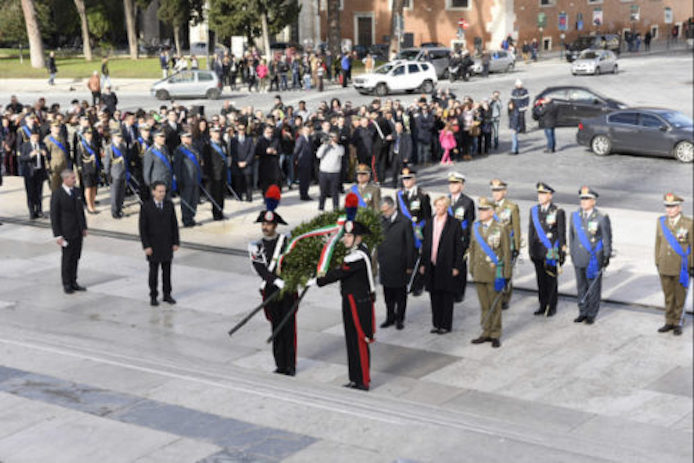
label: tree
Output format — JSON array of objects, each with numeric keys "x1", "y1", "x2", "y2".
[
  {"x1": 389, "y1": 0, "x2": 404, "y2": 56},
  {"x1": 123, "y1": 0, "x2": 138, "y2": 59},
  {"x1": 326, "y1": 0, "x2": 340, "y2": 59},
  {"x1": 158, "y1": 0, "x2": 204, "y2": 57},
  {"x1": 20, "y1": 0, "x2": 45, "y2": 68},
  {"x1": 73, "y1": 0, "x2": 92, "y2": 60}
]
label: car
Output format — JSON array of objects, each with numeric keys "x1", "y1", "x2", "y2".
[
  {"x1": 571, "y1": 49, "x2": 618, "y2": 75},
  {"x1": 368, "y1": 43, "x2": 390, "y2": 62},
  {"x1": 353, "y1": 60, "x2": 438, "y2": 96},
  {"x1": 150, "y1": 70, "x2": 223, "y2": 100},
  {"x1": 395, "y1": 47, "x2": 451, "y2": 78},
  {"x1": 472, "y1": 50, "x2": 516, "y2": 74},
  {"x1": 565, "y1": 34, "x2": 621, "y2": 62},
  {"x1": 577, "y1": 109, "x2": 693, "y2": 163},
  {"x1": 353, "y1": 44, "x2": 370, "y2": 60},
  {"x1": 421, "y1": 42, "x2": 445, "y2": 48},
  {"x1": 532, "y1": 86, "x2": 627, "y2": 127}
]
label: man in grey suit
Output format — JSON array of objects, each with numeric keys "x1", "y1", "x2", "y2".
[
  {"x1": 569, "y1": 186, "x2": 612, "y2": 324},
  {"x1": 143, "y1": 131, "x2": 175, "y2": 199},
  {"x1": 104, "y1": 131, "x2": 127, "y2": 218}
]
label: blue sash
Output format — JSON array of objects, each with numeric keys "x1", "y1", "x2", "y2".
[
  {"x1": 572, "y1": 211, "x2": 603, "y2": 280},
  {"x1": 210, "y1": 142, "x2": 231, "y2": 185},
  {"x1": 22, "y1": 125, "x2": 31, "y2": 138},
  {"x1": 81, "y1": 139, "x2": 100, "y2": 169},
  {"x1": 448, "y1": 205, "x2": 468, "y2": 230},
  {"x1": 138, "y1": 137, "x2": 148, "y2": 152},
  {"x1": 659, "y1": 216, "x2": 691, "y2": 289},
  {"x1": 151, "y1": 147, "x2": 177, "y2": 191},
  {"x1": 179, "y1": 146, "x2": 202, "y2": 185},
  {"x1": 48, "y1": 136, "x2": 68, "y2": 156},
  {"x1": 111, "y1": 145, "x2": 130, "y2": 181},
  {"x1": 350, "y1": 185, "x2": 368, "y2": 208},
  {"x1": 531, "y1": 205, "x2": 558, "y2": 266},
  {"x1": 397, "y1": 190, "x2": 424, "y2": 249},
  {"x1": 473, "y1": 222, "x2": 506, "y2": 291}
]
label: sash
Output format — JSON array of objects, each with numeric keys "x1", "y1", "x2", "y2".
[
  {"x1": 473, "y1": 222, "x2": 506, "y2": 291},
  {"x1": 48, "y1": 136, "x2": 68, "y2": 156},
  {"x1": 350, "y1": 185, "x2": 368, "y2": 208},
  {"x1": 572, "y1": 211, "x2": 603, "y2": 280},
  {"x1": 344, "y1": 248, "x2": 375, "y2": 294},
  {"x1": 111, "y1": 145, "x2": 130, "y2": 181},
  {"x1": 531, "y1": 205, "x2": 558, "y2": 266},
  {"x1": 22, "y1": 125, "x2": 31, "y2": 138},
  {"x1": 151, "y1": 147, "x2": 177, "y2": 191},
  {"x1": 659, "y1": 216, "x2": 691, "y2": 289},
  {"x1": 179, "y1": 146, "x2": 202, "y2": 185},
  {"x1": 138, "y1": 137, "x2": 148, "y2": 152},
  {"x1": 397, "y1": 190, "x2": 424, "y2": 249},
  {"x1": 210, "y1": 141, "x2": 232, "y2": 185},
  {"x1": 81, "y1": 139, "x2": 101, "y2": 169},
  {"x1": 448, "y1": 200, "x2": 468, "y2": 231}
]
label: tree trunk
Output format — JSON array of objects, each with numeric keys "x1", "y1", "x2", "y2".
[
  {"x1": 173, "y1": 24, "x2": 182, "y2": 57},
  {"x1": 20, "y1": 0, "x2": 45, "y2": 68},
  {"x1": 260, "y1": 11, "x2": 271, "y2": 63},
  {"x1": 327, "y1": 0, "x2": 341, "y2": 58},
  {"x1": 124, "y1": 0, "x2": 138, "y2": 59},
  {"x1": 74, "y1": 0, "x2": 93, "y2": 61},
  {"x1": 389, "y1": 0, "x2": 404, "y2": 57}
]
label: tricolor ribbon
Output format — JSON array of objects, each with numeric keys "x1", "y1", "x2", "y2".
[{"x1": 278, "y1": 216, "x2": 347, "y2": 275}]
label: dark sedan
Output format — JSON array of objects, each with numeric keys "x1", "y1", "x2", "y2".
[
  {"x1": 533, "y1": 86, "x2": 626, "y2": 127},
  {"x1": 576, "y1": 109, "x2": 693, "y2": 163}
]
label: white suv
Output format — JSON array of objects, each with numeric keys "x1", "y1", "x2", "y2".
[{"x1": 353, "y1": 60, "x2": 438, "y2": 96}]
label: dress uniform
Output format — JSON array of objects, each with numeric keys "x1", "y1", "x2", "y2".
[
  {"x1": 350, "y1": 164, "x2": 381, "y2": 210},
  {"x1": 528, "y1": 182, "x2": 566, "y2": 316},
  {"x1": 103, "y1": 131, "x2": 128, "y2": 218},
  {"x1": 396, "y1": 167, "x2": 431, "y2": 295},
  {"x1": 569, "y1": 186, "x2": 612, "y2": 324},
  {"x1": 490, "y1": 178, "x2": 521, "y2": 309},
  {"x1": 208, "y1": 127, "x2": 229, "y2": 221},
  {"x1": 470, "y1": 197, "x2": 512, "y2": 348},
  {"x1": 18, "y1": 128, "x2": 47, "y2": 219},
  {"x1": 447, "y1": 172, "x2": 475, "y2": 302},
  {"x1": 44, "y1": 122, "x2": 69, "y2": 191},
  {"x1": 655, "y1": 193, "x2": 693, "y2": 336},
  {"x1": 134, "y1": 125, "x2": 152, "y2": 201},
  {"x1": 250, "y1": 186, "x2": 298, "y2": 375},
  {"x1": 173, "y1": 132, "x2": 203, "y2": 227},
  {"x1": 143, "y1": 131, "x2": 175, "y2": 199},
  {"x1": 316, "y1": 194, "x2": 376, "y2": 391}
]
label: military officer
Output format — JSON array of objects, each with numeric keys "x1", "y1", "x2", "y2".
[
  {"x1": 655, "y1": 193, "x2": 693, "y2": 336},
  {"x1": 490, "y1": 178, "x2": 521, "y2": 309},
  {"x1": 447, "y1": 172, "x2": 475, "y2": 303},
  {"x1": 18, "y1": 127, "x2": 48, "y2": 219},
  {"x1": 349, "y1": 164, "x2": 381, "y2": 210},
  {"x1": 103, "y1": 131, "x2": 128, "y2": 219},
  {"x1": 396, "y1": 167, "x2": 431, "y2": 296},
  {"x1": 470, "y1": 198, "x2": 512, "y2": 348},
  {"x1": 569, "y1": 186, "x2": 612, "y2": 324},
  {"x1": 143, "y1": 130, "x2": 175, "y2": 199},
  {"x1": 250, "y1": 185, "x2": 298, "y2": 375},
  {"x1": 208, "y1": 126, "x2": 229, "y2": 221},
  {"x1": 174, "y1": 131, "x2": 203, "y2": 227},
  {"x1": 75, "y1": 127, "x2": 100, "y2": 214},
  {"x1": 134, "y1": 124, "x2": 151, "y2": 201},
  {"x1": 311, "y1": 193, "x2": 376, "y2": 391},
  {"x1": 528, "y1": 182, "x2": 566, "y2": 317},
  {"x1": 44, "y1": 121, "x2": 70, "y2": 191}
]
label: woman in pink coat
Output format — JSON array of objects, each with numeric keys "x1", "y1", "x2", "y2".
[{"x1": 439, "y1": 121, "x2": 456, "y2": 165}]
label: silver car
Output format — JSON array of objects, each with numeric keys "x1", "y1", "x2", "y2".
[
  {"x1": 151, "y1": 69, "x2": 223, "y2": 100},
  {"x1": 473, "y1": 50, "x2": 516, "y2": 74},
  {"x1": 571, "y1": 50, "x2": 618, "y2": 76}
]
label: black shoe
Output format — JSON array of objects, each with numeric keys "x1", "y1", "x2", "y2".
[
  {"x1": 284, "y1": 368, "x2": 296, "y2": 376},
  {"x1": 36, "y1": 211, "x2": 45, "y2": 218},
  {"x1": 64, "y1": 286, "x2": 75, "y2": 294},
  {"x1": 471, "y1": 336, "x2": 488, "y2": 344},
  {"x1": 163, "y1": 295, "x2": 176, "y2": 304},
  {"x1": 585, "y1": 317, "x2": 594, "y2": 325},
  {"x1": 150, "y1": 298, "x2": 159, "y2": 306},
  {"x1": 437, "y1": 329, "x2": 450, "y2": 335},
  {"x1": 353, "y1": 383, "x2": 369, "y2": 391},
  {"x1": 412, "y1": 289, "x2": 423, "y2": 297},
  {"x1": 273, "y1": 368, "x2": 285, "y2": 375},
  {"x1": 533, "y1": 308, "x2": 545, "y2": 315},
  {"x1": 71, "y1": 283, "x2": 86, "y2": 291},
  {"x1": 430, "y1": 328, "x2": 441, "y2": 334},
  {"x1": 454, "y1": 295, "x2": 464, "y2": 303},
  {"x1": 300, "y1": 196, "x2": 313, "y2": 201},
  {"x1": 491, "y1": 338, "x2": 501, "y2": 348},
  {"x1": 673, "y1": 326, "x2": 682, "y2": 336},
  {"x1": 30, "y1": 213, "x2": 38, "y2": 220},
  {"x1": 396, "y1": 322, "x2": 404, "y2": 330},
  {"x1": 546, "y1": 309, "x2": 556, "y2": 317},
  {"x1": 574, "y1": 315, "x2": 587, "y2": 323},
  {"x1": 343, "y1": 382, "x2": 357, "y2": 388},
  {"x1": 501, "y1": 302, "x2": 509, "y2": 310},
  {"x1": 657, "y1": 324, "x2": 673, "y2": 333},
  {"x1": 380, "y1": 320, "x2": 394, "y2": 329}
]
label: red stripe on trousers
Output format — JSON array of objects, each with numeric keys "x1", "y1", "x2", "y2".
[
  {"x1": 348, "y1": 294, "x2": 370, "y2": 387},
  {"x1": 371, "y1": 156, "x2": 378, "y2": 183}
]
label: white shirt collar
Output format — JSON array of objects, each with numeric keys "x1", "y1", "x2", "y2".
[{"x1": 62, "y1": 184, "x2": 72, "y2": 195}]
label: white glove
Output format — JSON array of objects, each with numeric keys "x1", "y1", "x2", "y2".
[
  {"x1": 274, "y1": 278, "x2": 285, "y2": 290},
  {"x1": 305, "y1": 278, "x2": 317, "y2": 287}
]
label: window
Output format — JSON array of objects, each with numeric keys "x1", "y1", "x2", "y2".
[
  {"x1": 389, "y1": 0, "x2": 413, "y2": 10},
  {"x1": 608, "y1": 112, "x2": 638, "y2": 125},
  {"x1": 393, "y1": 66, "x2": 405, "y2": 76},
  {"x1": 407, "y1": 64, "x2": 420, "y2": 73},
  {"x1": 170, "y1": 71, "x2": 194, "y2": 83},
  {"x1": 446, "y1": 0, "x2": 470, "y2": 10},
  {"x1": 587, "y1": 0, "x2": 602, "y2": 4},
  {"x1": 420, "y1": 63, "x2": 430, "y2": 71},
  {"x1": 545, "y1": 89, "x2": 568, "y2": 100},
  {"x1": 540, "y1": 0, "x2": 556, "y2": 6},
  {"x1": 319, "y1": 0, "x2": 343, "y2": 11},
  {"x1": 639, "y1": 114, "x2": 663, "y2": 128},
  {"x1": 569, "y1": 89, "x2": 596, "y2": 103},
  {"x1": 198, "y1": 72, "x2": 213, "y2": 81}
]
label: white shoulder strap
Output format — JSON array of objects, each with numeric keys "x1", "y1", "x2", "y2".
[{"x1": 268, "y1": 234, "x2": 285, "y2": 273}]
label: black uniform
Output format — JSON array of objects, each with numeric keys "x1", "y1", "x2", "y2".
[
  {"x1": 255, "y1": 135, "x2": 282, "y2": 194},
  {"x1": 207, "y1": 139, "x2": 229, "y2": 220},
  {"x1": 397, "y1": 185, "x2": 432, "y2": 295},
  {"x1": 173, "y1": 143, "x2": 202, "y2": 226},
  {"x1": 252, "y1": 234, "x2": 298, "y2": 375},
  {"x1": 50, "y1": 185, "x2": 87, "y2": 291},
  {"x1": 19, "y1": 140, "x2": 47, "y2": 218},
  {"x1": 317, "y1": 243, "x2": 376, "y2": 390},
  {"x1": 448, "y1": 192, "x2": 475, "y2": 302},
  {"x1": 528, "y1": 203, "x2": 566, "y2": 315}
]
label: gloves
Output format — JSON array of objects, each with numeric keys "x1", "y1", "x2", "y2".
[
  {"x1": 512, "y1": 250, "x2": 519, "y2": 260},
  {"x1": 305, "y1": 277, "x2": 317, "y2": 287},
  {"x1": 602, "y1": 257, "x2": 610, "y2": 268},
  {"x1": 274, "y1": 278, "x2": 285, "y2": 290}
]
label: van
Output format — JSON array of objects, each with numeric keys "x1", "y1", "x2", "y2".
[{"x1": 395, "y1": 47, "x2": 451, "y2": 79}]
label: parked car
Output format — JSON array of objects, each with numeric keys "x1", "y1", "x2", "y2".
[
  {"x1": 368, "y1": 43, "x2": 390, "y2": 62},
  {"x1": 577, "y1": 108, "x2": 693, "y2": 163},
  {"x1": 532, "y1": 86, "x2": 627, "y2": 127},
  {"x1": 151, "y1": 70, "x2": 223, "y2": 100},
  {"x1": 565, "y1": 34, "x2": 621, "y2": 62},
  {"x1": 421, "y1": 42, "x2": 445, "y2": 48},
  {"x1": 395, "y1": 47, "x2": 451, "y2": 78},
  {"x1": 472, "y1": 50, "x2": 515, "y2": 74},
  {"x1": 353, "y1": 44, "x2": 370, "y2": 60},
  {"x1": 571, "y1": 49, "x2": 618, "y2": 75},
  {"x1": 353, "y1": 60, "x2": 438, "y2": 96}
]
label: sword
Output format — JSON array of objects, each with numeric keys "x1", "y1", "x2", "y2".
[
  {"x1": 266, "y1": 285, "x2": 310, "y2": 344},
  {"x1": 225, "y1": 183, "x2": 241, "y2": 201},
  {"x1": 578, "y1": 269, "x2": 604, "y2": 307},
  {"x1": 125, "y1": 178, "x2": 143, "y2": 205},
  {"x1": 178, "y1": 195, "x2": 197, "y2": 216},
  {"x1": 228, "y1": 290, "x2": 281, "y2": 337},
  {"x1": 199, "y1": 182, "x2": 224, "y2": 215},
  {"x1": 407, "y1": 255, "x2": 421, "y2": 293}
]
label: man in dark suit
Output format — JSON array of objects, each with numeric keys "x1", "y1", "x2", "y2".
[
  {"x1": 139, "y1": 181, "x2": 180, "y2": 306},
  {"x1": 229, "y1": 121, "x2": 255, "y2": 202},
  {"x1": 370, "y1": 110, "x2": 393, "y2": 184},
  {"x1": 50, "y1": 169, "x2": 88, "y2": 294},
  {"x1": 255, "y1": 124, "x2": 282, "y2": 195},
  {"x1": 388, "y1": 121, "x2": 412, "y2": 188},
  {"x1": 163, "y1": 110, "x2": 181, "y2": 154},
  {"x1": 447, "y1": 172, "x2": 475, "y2": 303},
  {"x1": 378, "y1": 196, "x2": 415, "y2": 329},
  {"x1": 293, "y1": 124, "x2": 314, "y2": 201},
  {"x1": 19, "y1": 127, "x2": 48, "y2": 219}
]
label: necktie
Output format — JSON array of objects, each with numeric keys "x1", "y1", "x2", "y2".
[
  {"x1": 158, "y1": 202, "x2": 163, "y2": 210},
  {"x1": 34, "y1": 144, "x2": 40, "y2": 168}
]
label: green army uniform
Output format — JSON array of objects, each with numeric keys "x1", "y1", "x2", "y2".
[
  {"x1": 352, "y1": 164, "x2": 382, "y2": 211},
  {"x1": 491, "y1": 178, "x2": 521, "y2": 310},
  {"x1": 44, "y1": 123, "x2": 69, "y2": 191}
]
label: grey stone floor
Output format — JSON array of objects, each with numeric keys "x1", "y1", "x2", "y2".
[{"x1": 0, "y1": 223, "x2": 691, "y2": 462}]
